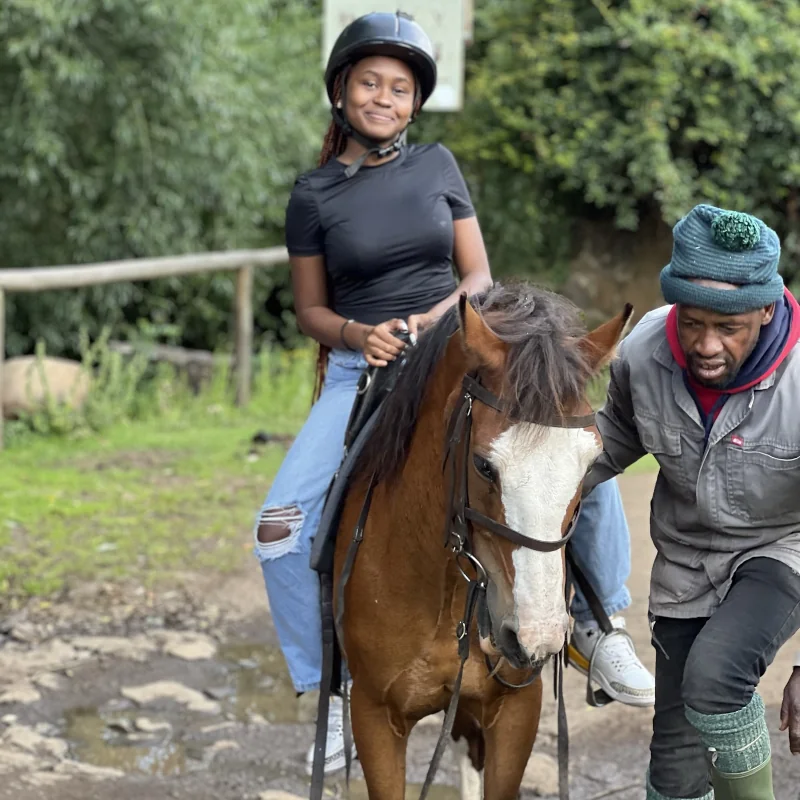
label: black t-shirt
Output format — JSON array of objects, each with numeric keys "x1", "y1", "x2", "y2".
[{"x1": 284, "y1": 143, "x2": 475, "y2": 326}]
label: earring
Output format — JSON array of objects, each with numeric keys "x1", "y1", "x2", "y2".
[{"x1": 336, "y1": 101, "x2": 343, "y2": 108}]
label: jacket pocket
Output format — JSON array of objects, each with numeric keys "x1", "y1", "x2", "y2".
[
  {"x1": 726, "y1": 445, "x2": 800, "y2": 522},
  {"x1": 636, "y1": 416, "x2": 693, "y2": 498}
]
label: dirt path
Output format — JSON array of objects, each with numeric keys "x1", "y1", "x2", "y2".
[{"x1": 0, "y1": 473, "x2": 797, "y2": 800}]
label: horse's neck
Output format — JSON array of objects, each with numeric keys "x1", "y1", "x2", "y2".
[{"x1": 377, "y1": 344, "x2": 467, "y2": 567}]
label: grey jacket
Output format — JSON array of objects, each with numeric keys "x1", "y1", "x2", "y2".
[{"x1": 585, "y1": 305, "x2": 800, "y2": 618}]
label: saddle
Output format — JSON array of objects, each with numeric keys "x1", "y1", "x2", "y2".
[{"x1": 309, "y1": 330, "x2": 412, "y2": 576}]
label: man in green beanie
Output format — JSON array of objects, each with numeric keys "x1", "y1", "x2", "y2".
[{"x1": 583, "y1": 203, "x2": 800, "y2": 798}]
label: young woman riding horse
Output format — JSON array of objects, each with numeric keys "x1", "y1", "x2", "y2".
[{"x1": 253, "y1": 9, "x2": 652, "y2": 779}]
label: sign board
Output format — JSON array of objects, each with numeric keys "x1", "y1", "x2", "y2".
[{"x1": 322, "y1": 0, "x2": 465, "y2": 112}]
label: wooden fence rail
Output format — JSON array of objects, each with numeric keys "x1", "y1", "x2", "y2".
[{"x1": 0, "y1": 247, "x2": 289, "y2": 450}]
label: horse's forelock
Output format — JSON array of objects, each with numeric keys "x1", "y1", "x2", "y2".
[{"x1": 354, "y1": 281, "x2": 592, "y2": 484}]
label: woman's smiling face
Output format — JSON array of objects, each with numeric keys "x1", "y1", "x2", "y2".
[{"x1": 345, "y1": 55, "x2": 417, "y2": 143}]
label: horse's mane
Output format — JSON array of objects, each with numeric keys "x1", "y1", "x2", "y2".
[{"x1": 355, "y1": 281, "x2": 593, "y2": 484}]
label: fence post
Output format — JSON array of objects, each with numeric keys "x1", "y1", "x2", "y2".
[
  {"x1": 0, "y1": 289, "x2": 5, "y2": 451},
  {"x1": 234, "y1": 265, "x2": 254, "y2": 407}
]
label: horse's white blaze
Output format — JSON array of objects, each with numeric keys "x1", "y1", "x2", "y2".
[{"x1": 490, "y1": 423, "x2": 601, "y2": 661}]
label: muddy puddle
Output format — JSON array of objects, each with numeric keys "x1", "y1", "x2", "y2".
[{"x1": 62, "y1": 641, "x2": 304, "y2": 777}]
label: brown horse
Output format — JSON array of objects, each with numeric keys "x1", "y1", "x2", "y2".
[{"x1": 333, "y1": 282, "x2": 632, "y2": 800}]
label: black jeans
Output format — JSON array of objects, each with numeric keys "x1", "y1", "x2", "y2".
[{"x1": 649, "y1": 557, "x2": 800, "y2": 799}]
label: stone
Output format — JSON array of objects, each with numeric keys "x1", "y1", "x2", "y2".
[
  {"x1": 54, "y1": 760, "x2": 125, "y2": 779},
  {"x1": 134, "y1": 717, "x2": 171, "y2": 734},
  {"x1": 71, "y1": 635, "x2": 157, "y2": 662},
  {"x1": 158, "y1": 631, "x2": 217, "y2": 661},
  {"x1": 3, "y1": 356, "x2": 91, "y2": 419},
  {"x1": 1, "y1": 714, "x2": 18, "y2": 725},
  {"x1": 205, "y1": 739, "x2": 239, "y2": 759},
  {"x1": 121, "y1": 681, "x2": 221, "y2": 714},
  {"x1": 3, "y1": 724, "x2": 69, "y2": 760},
  {"x1": 0, "y1": 748, "x2": 40, "y2": 772},
  {"x1": 521, "y1": 752, "x2": 559, "y2": 796},
  {"x1": 9, "y1": 622, "x2": 40, "y2": 643},
  {"x1": 21, "y1": 771, "x2": 71, "y2": 787},
  {"x1": 200, "y1": 721, "x2": 237, "y2": 735},
  {"x1": 259, "y1": 793, "x2": 306, "y2": 800},
  {"x1": 0, "y1": 682, "x2": 41, "y2": 705},
  {"x1": 33, "y1": 673, "x2": 64, "y2": 692}
]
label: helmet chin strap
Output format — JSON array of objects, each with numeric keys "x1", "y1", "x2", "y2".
[{"x1": 332, "y1": 69, "x2": 416, "y2": 178}]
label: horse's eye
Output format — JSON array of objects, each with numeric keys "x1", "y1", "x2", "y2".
[{"x1": 473, "y1": 454, "x2": 497, "y2": 483}]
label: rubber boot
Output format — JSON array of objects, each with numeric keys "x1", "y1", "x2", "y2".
[
  {"x1": 710, "y1": 758, "x2": 774, "y2": 800},
  {"x1": 686, "y1": 694, "x2": 775, "y2": 800}
]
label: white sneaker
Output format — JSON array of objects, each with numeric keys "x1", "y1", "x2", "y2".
[
  {"x1": 305, "y1": 693, "x2": 357, "y2": 776},
  {"x1": 569, "y1": 616, "x2": 655, "y2": 707}
]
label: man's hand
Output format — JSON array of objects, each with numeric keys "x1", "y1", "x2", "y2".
[{"x1": 779, "y1": 667, "x2": 800, "y2": 754}]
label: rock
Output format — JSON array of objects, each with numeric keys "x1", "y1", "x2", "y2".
[
  {"x1": 204, "y1": 686, "x2": 235, "y2": 701},
  {"x1": 9, "y1": 621, "x2": 40, "y2": 643},
  {"x1": 0, "y1": 682, "x2": 41, "y2": 705},
  {"x1": 0, "y1": 639, "x2": 86, "y2": 684},
  {"x1": 107, "y1": 719, "x2": 136, "y2": 735},
  {"x1": 157, "y1": 631, "x2": 217, "y2": 661},
  {"x1": 71, "y1": 635, "x2": 157, "y2": 662},
  {"x1": 3, "y1": 356, "x2": 91, "y2": 419},
  {"x1": 259, "y1": 792, "x2": 306, "y2": 800},
  {"x1": 205, "y1": 739, "x2": 239, "y2": 759},
  {"x1": 33, "y1": 672, "x2": 64, "y2": 692},
  {"x1": 21, "y1": 771, "x2": 71, "y2": 787},
  {"x1": 247, "y1": 712, "x2": 269, "y2": 727},
  {"x1": 1, "y1": 714, "x2": 18, "y2": 725},
  {"x1": 521, "y1": 752, "x2": 559, "y2": 796},
  {"x1": 134, "y1": 717, "x2": 171, "y2": 734},
  {"x1": 3, "y1": 724, "x2": 69, "y2": 760},
  {"x1": 200, "y1": 721, "x2": 237, "y2": 735},
  {"x1": 33, "y1": 722, "x2": 59, "y2": 737},
  {"x1": 121, "y1": 681, "x2": 221, "y2": 714},
  {"x1": 54, "y1": 760, "x2": 125, "y2": 780},
  {"x1": 0, "y1": 748, "x2": 41, "y2": 773}
]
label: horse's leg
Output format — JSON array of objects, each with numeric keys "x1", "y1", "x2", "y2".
[
  {"x1": 350, "y1": 681, "x2": 408, "y2": 800},
  {"x1": 452, "y1": 707, "x2": 485, "y2": 800},
  {"x1": 482, "y1": 681, "x2": 543, "y2": 800}
]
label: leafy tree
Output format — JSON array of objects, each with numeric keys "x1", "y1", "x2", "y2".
[
  {"x1": 421, "y1": 0, "x2": 800, "y2": 282},
  {"x1": 0, "y1": 0, "x2": 325, "y2": 356}
]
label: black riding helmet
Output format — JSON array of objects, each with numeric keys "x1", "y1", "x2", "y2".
[{"x1": 325, "y1": 11, "x2": 437, "y2": 177}]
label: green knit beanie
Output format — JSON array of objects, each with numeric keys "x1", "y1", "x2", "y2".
[{"x1": 660, "y1": 204, "x2": 783, "y2": 314}]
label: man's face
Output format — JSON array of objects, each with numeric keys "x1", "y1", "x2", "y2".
[{"x1": 677, "y1": 286, "x2": 775, "y2": 388}]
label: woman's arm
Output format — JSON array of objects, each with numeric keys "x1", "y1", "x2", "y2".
[
  {"x1": 292, "y1": 255, "x2": 407, "y2": 364},
  {"x1": 407, "y1": 216, "x2": 493, "y2": 337}
]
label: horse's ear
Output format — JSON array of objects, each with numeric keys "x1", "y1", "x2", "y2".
[
  {"x1": 579, "y1": 304, "x2": 635, "y2": 373},
  {"x1": 457, "y1": 293, "x2": 506, "y2": 372}
]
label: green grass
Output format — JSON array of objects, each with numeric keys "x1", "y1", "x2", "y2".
[{"x1": 0, "y1": 348, "x2": 315, "y2": 603}]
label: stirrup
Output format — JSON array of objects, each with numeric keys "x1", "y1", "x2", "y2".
[{"x1": 570, "y1": 627, "x2": 634, "y2": 708}]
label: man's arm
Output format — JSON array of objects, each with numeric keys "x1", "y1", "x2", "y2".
[
  {"x1": 780, "y1": 656, "x2": 800, "y2": 755},
  {"x1": 583, "y1": 339, "x2": 647, "y2": 495}
]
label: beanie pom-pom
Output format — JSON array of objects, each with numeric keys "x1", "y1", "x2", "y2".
[{"x1": 711, "y1": 211, "x2": 761, "y2": 252}]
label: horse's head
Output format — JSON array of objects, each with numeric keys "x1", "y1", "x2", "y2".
[{"x1": 451, "y1": 287, "x2": 632, "y2": 670}]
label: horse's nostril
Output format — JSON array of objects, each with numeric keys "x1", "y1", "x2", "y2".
[{"x1": 496, "y1": 619, "x2": 529, "y2": 668}]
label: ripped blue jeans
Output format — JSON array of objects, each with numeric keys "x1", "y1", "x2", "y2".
[{"x1": 254, "y1": 349, "x2": 632, "y2": 692}]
